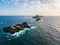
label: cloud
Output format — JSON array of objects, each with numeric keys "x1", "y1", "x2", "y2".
[
  {"x1": 0, "y1": 0, "x2": 60, "y2": 16},
  {"x1": 30, "y1": 1, "x2": 35, "y2": 5},
  {"x1": 15, "y1": 0, "x2": 19, "y2": 5},
  {"x1": 0, "y1": 0, "x2": 58, "y2": 9}
]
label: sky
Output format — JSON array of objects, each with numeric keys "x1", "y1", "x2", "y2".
[{"x1": 0, "y1": 0, "x2": 60, "y2": 16}]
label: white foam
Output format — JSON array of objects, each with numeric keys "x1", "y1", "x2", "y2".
[
  {"x1": 10, "y1": 26, "x2": 37, "y2": 37},
  {"x1": 3, "y1": 26, "x2": 37, "y2": 39},
  {"x1": 11, "y1": 28, "x2": 30, "y2": 37},
  {"x1": 31, "y1": 26, "x2": 37, "y2": 29}
]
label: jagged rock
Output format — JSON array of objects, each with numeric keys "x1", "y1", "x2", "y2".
[
  {"x1": 3, "y1": 26, "x2": 19, "y2": 34},
  {"x1": 22, "y1": 22, "x2": 31, "y2": 28},
  {"x1": 15, "y1": 25, "x2": 24, "y2": 30},
  {"x1": 16, "y1": 24, "x2": 24, "y2": 28},
  {"x1": 32, "y1": 15, "x2": 43, "y2": 21},
  {"x1": 3, "y1": 22, "x2": 31, "y2": 34}
]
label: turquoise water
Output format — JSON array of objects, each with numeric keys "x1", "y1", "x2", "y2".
[{"x1": 0, "y1": 16, "x2": 60, "y2": 45}]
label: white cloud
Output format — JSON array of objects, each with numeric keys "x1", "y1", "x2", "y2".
[
  {"x1": 15, "y1": 0, "x2": 19, "y2": 5},
  {"x1": 1, "y1": 0, "x2": 60, "y2": 16},
  {"x1": 23, "y1": 3, "x2": 27, "y2": 7},
  {"x1": 30, "y1": 1, "x2": 35, "y2": 5}
]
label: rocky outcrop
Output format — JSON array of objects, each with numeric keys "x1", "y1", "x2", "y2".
[
  {"x1": 22, "y1": 22, "x2": 31, "y2": 28},
  {"x1": 32, "y1": 15, "x2": 43, "y2": 21},
  {"x1": 3, "y1": 22, "x2": 31, "y2": 34}
]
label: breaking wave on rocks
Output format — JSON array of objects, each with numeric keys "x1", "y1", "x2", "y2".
[{"x1": 1, "y1": 26, "x2": 37, "y2": 40}]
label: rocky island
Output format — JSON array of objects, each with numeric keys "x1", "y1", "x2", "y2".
[
  {"x1": 3, "y1": 22, "x2": 31, "y2": 34},
  {"x1": 32, "y1": 15, "x2": 43, "y2": 21}
]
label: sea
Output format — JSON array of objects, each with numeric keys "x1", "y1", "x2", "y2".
[{"x1": 0, "y1": 16, "x2": 60, "y2": 45}]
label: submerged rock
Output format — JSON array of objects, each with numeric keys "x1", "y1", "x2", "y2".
[{"x1": 3, "y1": 22, "x2": 31, "y2": 34}]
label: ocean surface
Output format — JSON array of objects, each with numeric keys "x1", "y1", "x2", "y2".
[{"x1": 0, "y1": 16, "x2": 60, "y2": 45}]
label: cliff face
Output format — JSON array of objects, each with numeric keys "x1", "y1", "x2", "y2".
[{"x1": 3, "y1": 22, "x2": 31, "y2": 34}]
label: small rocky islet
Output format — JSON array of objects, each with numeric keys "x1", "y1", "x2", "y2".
[
  {"x1": 32, "y1": 15, "x2": 43, "y2": 21},
  {"x1": 3, "y1": 22, "x2": 31, "y2": 34}
]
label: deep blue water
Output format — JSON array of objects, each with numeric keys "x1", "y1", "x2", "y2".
[{"x1": 0, "y1": 16, "x2": 60, "y2": 45}]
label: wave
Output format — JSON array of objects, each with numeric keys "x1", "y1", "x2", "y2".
[{"x1": 0, "y1": 26, "x2": 37, "y2": 40}]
